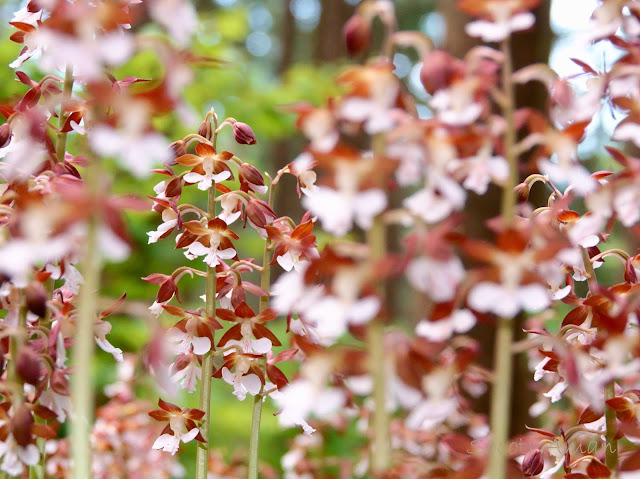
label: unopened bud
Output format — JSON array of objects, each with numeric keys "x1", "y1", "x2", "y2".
[
  {"x1": 625, "y1": 258, "x2": 638, "y2": 284},
  {"x1": 26, "y1": 281, "x2": 47, "y2": 318},
  {"x1": 343, "y1": 14, "x2": 371, "y2": 57},
  {"x1": 198, "y1": 120, "x2": 212, "y2": 140},
  {"x1": 167, "y1": 140, "x2": 186, "y2": 166},
  {"x1": 16, "y1": 347, "x2": 42, "y2": 385},
  {"x1": 232, "y1": 122, "x2": 257, "y2": 145},
  {"x1": 239, "y1": 163, "x2": 266, "y2": 193},
  {"x1": 522, "y1": 449, "x2": 544, "y2": 476},
  {"x1": 420, "y1": 50, "x2": 463, "y2": 95},
  {"x1": 515, "y1": 182, "x2": 530, "y2": 202},
  {"x1": 11, "y1": 405, "x2": 34, "y2": 447},
  {"x1": 50, "y1": 369, "x2": 70, "y2": 396},
  {"x1": 0, "y1": 123, "x2": 12, "y2": 148}
]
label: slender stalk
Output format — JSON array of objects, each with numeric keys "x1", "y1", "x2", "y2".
[
  {"x1": 55, "y1": 66, "x2": 74, "y2": 164},
  {"x1": 580, "y1": 246, "x2": 618, "y2": 468},
  {"x1": 195, "y1": 130, "x2": 218, "y2": 478},
  {"x1": 248, "y1": 184, "x2": 275, "y2": 479},
  {"x1": 70, "y1": 157, "x2": 102, "y2": 479},
  {"x1": 9, "y1": 297, "x2": 26, "y2": 404},
  {"x1": 487, "y1": 37, "x2": 517, "y2": 479},
  {"x1": 369, "y1": 134, "x2": 390, "y2": 475}
]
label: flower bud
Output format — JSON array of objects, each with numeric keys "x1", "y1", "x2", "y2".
[
  {"x1": 343, "y1": 14, "x2": 371, "y2": 57},
  {"x1": 50, "y1": 369, "x2": 70, "y2": 396},
  {"x1": 16, "y1": 347, "x2": 42, "y2": 385},
  {"x1": 522, "y1": 449, "x2": 544, "y2": 476},
  {"x1": 198, "y1": 119, "x2": 212, "y2": 140},
  {"x1": 26, "y1": 281, "x2": 47, "y2": 318},
  {"x1": 11, "y1": 405, "x2": 34, "y2": 447},
  {"x1": 232, "y1": 122, "x2": 257, "y2": 145},
  {"x1": 0, "y1": 123, "x2": 12, "y2": 148},
  {"x1": 167, "y1": 140, "x2": 186, "y2": 166},
  {"x1": 515, "y1": 182, "x2": 530, "y2": 202},
  {"x1": 239, "y1": 162, "x2": 266, "y2": 193},
  {"x1": 420, "y1": 50, "x2": 463, "y2": 95},
  {"x1": 625, "y1": 257, "x2": 638, "y2": 284}
]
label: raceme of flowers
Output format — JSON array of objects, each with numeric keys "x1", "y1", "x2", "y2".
[{"x1": 1, "y1": 0, "x2": 640, "y2": 478}]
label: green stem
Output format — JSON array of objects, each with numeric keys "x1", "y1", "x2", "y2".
[
  {"x1": 55, "y1": 66, "x2": 74, "y2": 164},
  {"x1": 9, "y1": 297, "x2": 27, "y2": 406},
  {"x1": 70, "y1": 157, "x2": 101, "y2": 479},
  {"x1": 580, "y1": 246, "x2": 618, "y2": 469},
  {"x1": 195, "y1": 132, "x2": 218, "y2": 479},
  {"x1": 247, "y1": 184, "x2": 274, "y2": 479},
  {"x1": 604, "y1": 382, "x2": 618, "y2": 469},
  {"x1": 369, "y1": 134, "x2": 390, "y2": 475},
  {"x1": 487, "y1": 37, "x2": 517, "y2": 479}
]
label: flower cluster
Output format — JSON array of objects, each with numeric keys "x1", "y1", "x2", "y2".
[
  {"x1": 264, "y1": 0, "x2": 640, "y2": 478},
  {"x1": 4, "y1": 0, "x2": 640, "y2": 478},
  {"x1": 0, "y1": 0, "x2": 206, "y2": 476},
  {"x1": 145, "y1": 108, "x2": 313, "y2": 470}
]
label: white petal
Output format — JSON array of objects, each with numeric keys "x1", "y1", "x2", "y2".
[
  {"x1": 517, "y1": 284, "x2": 551, "y2": 313},
  {"x1": 186, "y1": 242, "x2": 209, "y2": 257},
  {"x1": 347, "y1": 296, "x2": 380, "y2": 325},
  {"x1": 251, "y1": 337, "x2": 273, "y2": 355},
  {"x1": 509, "y1": 13, "x2": 536, "y2": 33},
  {"x1": 276, "y1": 251, "x2": 295, "y2": 272},
  {"x1": 353, "y1": 189, "x2": 387, "y2": 230},
  {"x1": 191, "y1": 335, "x2": 212, "y2": 355},
  {"x1": 17, "y1": 445, "x2": 39, "y2": 466},
  {"x1": 241, "y1": 374, "x2": 262, "y2": 396},
  {"x1": 184, "y1": 172, "x2": 205, "y2": 184},
  {"x1": 452, "y1": 309, "x2": 476, "y2": 333},
  {"x1": 415, "y1": 319, "x2": 453, "y2": 342},
  {"x1": 221, "y1": 367, "x2": 235, "y2": 386},
  {"x1": 178, "y1": 427, "x2": 199, "y2": 444},
  {"x1": 216, "y1": 248, "x2": 236, "y2": 260},
  {"x1": 211, "y1": 171, "x2": 232, "y2": 183},
  {"x1": 152, "y1": 434, "x2": 181, "y2": 455}
]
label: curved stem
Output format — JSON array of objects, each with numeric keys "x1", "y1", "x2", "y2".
[
  {"x1": 70, "y1": 157, "x2": 102, "y2": 479},
  {"x1": 487, "y1": 37, "x2": 517, "y2": 479},
  {"x1": 247, "y1": 184, "x2": 275, "y2": 479}
]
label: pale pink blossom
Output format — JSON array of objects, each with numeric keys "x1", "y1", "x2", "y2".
[
  {"x1": 468, "y1": 282, "x2": 550, "y2": 319},
  {"x1": 415, "y1": 310, "x2": 476, "y2": 342},
  {"x1": 302, "y1": 187, "x2": 386, "y2": 236},
  {"x1": 148, "y1": 209, "x2": 178, "y2": 244},
  {"x1": 465, "y1": 12, "x2": 535, "y2": 42},
  {"x1": 221, "y1": 368, "x2": 262, "y2": 401},
  {"x1": 90, "y1": 125, "x2": 170, "y2": 178},
  {"x1": 407, "y1": 256, "x2": 465, "y2": 302},
  {"x1": 183, "y1": 241, "x2": 236, "y2": 267}
]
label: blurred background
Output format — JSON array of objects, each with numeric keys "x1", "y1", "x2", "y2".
[{"x1": 0, "y1": 0, "x2": 632, "y2": 475}]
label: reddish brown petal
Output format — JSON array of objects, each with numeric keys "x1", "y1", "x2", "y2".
[
  {"x1": 234, "y1": 302, "x2": 256, "y2": 319},
  {"x1": 185, "y1": 408, "x2": 205, "y2": 421},
  {"x1": 183, "y1": 220, "x2": 211, "y2": 236},
  {"x1": 257, "y1": 308, "x2": 277, "y2": 323},
  {"x1": 586, "y1": 459, "x2": 610, "y2": 478},
  {"x1": 216, "y1": 309, "x2": 237, "y2": 322},
  {"x1": 291, "y1": 220, "x2": 314, "y2": 240},
  {"x1": 158, "y1": 397, "x2": 182, "y2": 414},
  {"x1": 175, "y1": 154, "x2": 202, "y2": 167},
  {"x1": 217, "y1": 324, "x2": 242, "y2": 347},
  {"x1": 31, "y1": 423, "x2": 58, "y2": 440},
  {"x1": 195, "y1": 142, "x2": 216, "y2": 157},
  {"x1": 253, "y1": 323, "x2": 282, "y2": 347}
]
